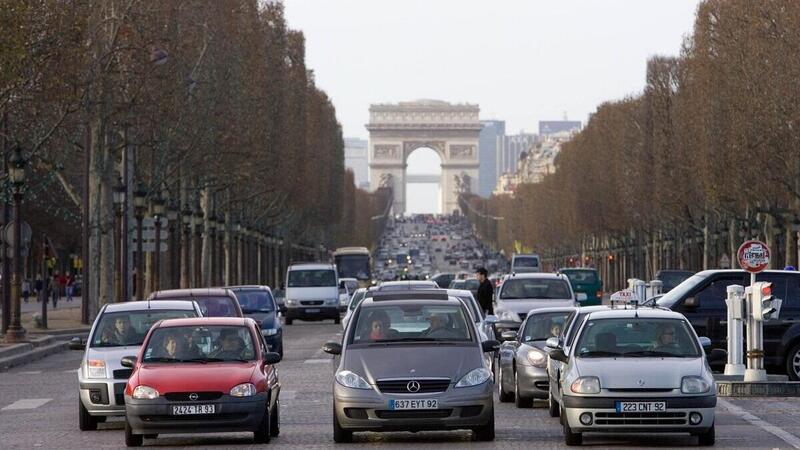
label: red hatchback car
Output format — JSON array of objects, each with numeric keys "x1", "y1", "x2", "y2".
[{"x1": 121, "y1": 317, "x2": 281, "y2": 446}]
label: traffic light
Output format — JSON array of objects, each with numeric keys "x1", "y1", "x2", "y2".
[{"x1": 751, "y1": 281, "x2": 782, "y2": 321}]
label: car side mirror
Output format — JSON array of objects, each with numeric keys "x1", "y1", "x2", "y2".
[
  {"x1": 484, "y1": 315, "x2": 498, "y2": 324},
  {"x1": 707, "y1": 348, "x2": 727, "y2": 363},
  {"x1": 682, "y1": 296, "x2": 699, "y2": 309},
  {"x1": 500, "y1": 331, "x2": 518, "y2": 342},
  {"x1": 545, "y1": 337, "x2": 562, "y2": 349},
  {"x1": 698, "y1": 337, "x2": 712, "y2": 348},
  {"x1": 549, "y1": 347, "x2": 568, "y2": 363},
  {"x1": 68, "y1": 336, "x2": 85, "y2": 350},
  {"x1": 263, "y1": 352, "x2": 282, "y2": 365},
  {"x1": 575, "y1": 293, "x2": 588, "y2": 302},
  {"x1": 322, "y1": 342, "x2": 342, "y2": 355},
  {"x1": 481, "y1": 340, "x2": 500, "y2": 353},
  {"x1": 120, "y1": 356, "x2": 137, "y2": 368}
]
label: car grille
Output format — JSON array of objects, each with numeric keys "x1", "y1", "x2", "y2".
[
  {"x1": 594, "y1": 412, "x2": 687, "y2": 426},
  {"x1": 301, "y1": 300, "x2": 324, "y2": 306},
  {"x1": 375, "y1": 409, "x2": 452, "y2": 419},
  {"x1": 113, "y1": 369, "x2": 132, "y2": 379},
  {"x1": 164, "y1": 392, "x2": 223, "y2": 401},
  {"x1": 607, "y1": 388, "x2": 674, "y2": 393},
  {"x1": 376, "y1": 378, "x2": 450, "y2": 394},
  {"x1": 518, "y1": 313, "x2": 527, "y2": 321}
]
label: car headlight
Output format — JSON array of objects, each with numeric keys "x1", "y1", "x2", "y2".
[
  {"x1": 681, "y1": 376, "x2": 710, "y2": 394},
  {"x1": 262, "y1": 328, "x2": 279, "y2": 336},
  {"x1": 86, "y1": 359, "x2": 107, "y2": 379},
  {"x1": 230, "y1": 383, "x2": 257, "y2": 397},
  {"x1": 327, "y1": 298, "x2": 338, "y2": 305},
  {"x1": 285, "y1": 299, "x2": 296, "y2": 306},
  {"x1": 455, "y1": 367, "x2": 493, "y2": 388},
  {"x1": 526, "y1": 348, "x2": 547, "y2": 367},
  {"x1": 498, "y1": 310, "x2": 519, "y2": 322},
  {"x1": 132, "y1": 385, "x2": 159, "y2": 400},
  {"x1": 571, "y1": 376, "x2": 600, "y2": 394},
  {"x1": 335, "y1": 370, "x2": 372, "y2": 390}
]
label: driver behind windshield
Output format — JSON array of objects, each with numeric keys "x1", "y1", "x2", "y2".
[
  {"x1": 212, "y1": 330, "x2": 246, "y2": 360},
  {"x1": 653, "y1": 323, "x2": 679, "y2": 351}
]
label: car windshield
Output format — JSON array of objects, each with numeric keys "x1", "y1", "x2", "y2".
[
  {"x1": 520, "y1": 311, "x2": 571, "y2": 342},
  {"x1": 233, "y1": 290, "x2": 274, "y2": 313},
  {"x1": 351, "y1": 304, "x2": 472, "y2": 344},
  {"x1": 575, "y1": 318, "x2": 700, "y2": 358},
  {"x1": 349, "y1": 290, "x2": 366, "y2": 311},
  {"x1": 191, "y1": 297, "x2": 238, "y2": 317},
  {"x1": 500, "y1": 279, "x2": 571, "y2": 299},
  {"x1": 288, "y1": 269, "x2": 337, "y2": 287},
  {"x1": 91, "y1": 309, "x2": 197, "y2": 348},
  {"x1": 656, "y1": 274, "x2": 708, "y2": 307},
  {"x1": 143, "y1": 325, "x2": 256, "y2": 363},
  {"x1": 563, "y1": 270, "x2": 598, "y2": 285},
  {"x1": 514, "y1": 257, "x2": 539, "y2": 268}
]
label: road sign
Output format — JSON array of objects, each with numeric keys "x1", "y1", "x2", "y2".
[{"x1": 737, "y1": 240, "x2": 770, "y2": 273}]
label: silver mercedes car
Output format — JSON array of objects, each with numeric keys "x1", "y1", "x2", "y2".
[
  {"x1": 73, "y1": 300, "x2": 202, "y2": 430},
  {"x1": 322, "y1": 290, "x2": 499, "y2": 442}
]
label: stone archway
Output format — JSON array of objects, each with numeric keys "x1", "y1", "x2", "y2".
[{"x1": 367, "y1": 100, "x2": 481, "y2": 215}]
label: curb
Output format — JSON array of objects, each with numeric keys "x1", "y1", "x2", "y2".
[{"x1": 0, "y1": 340, "x2": 69, "y2": 372}]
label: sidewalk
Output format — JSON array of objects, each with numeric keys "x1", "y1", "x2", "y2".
[{"x1": 0, "y1": 296, "x2": 82, "y2": 314}]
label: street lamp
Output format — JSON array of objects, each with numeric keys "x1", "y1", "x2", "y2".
[
  {"x1": 151, "y1": 194, "x2": 166, "y2": 292},
  {"x1": 133, "y1": 183, "x2": 147, "y2": 301},
  {"x1": 113, "y1": 177, "x2": 126, "y2": 302},
  {"x1": 5, "y1": 146, "x2": 27, "y2": 343}
]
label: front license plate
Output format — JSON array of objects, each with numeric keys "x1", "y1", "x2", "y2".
[
  {"x1": 171, "y1": 404, "x2": 215, "y2": 415},
  {"x1": 615, "y1": 401, "x2": 666, "y2": 413},
  {"x1": 388, "y1": 399, "x2": 438, "y2": 410},
  {"x1": 305, "y1": 308, "x2": 320, "y2": 313}
]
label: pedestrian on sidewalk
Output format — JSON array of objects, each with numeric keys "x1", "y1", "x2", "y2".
[
  {"x1": 35, "y1": 276, "x2": 43, "y2": 302},
  {"x1": 65, "y1": 271, "x2": 75, "y2": 302},
  {"x1": 56, "y1": 271, "x2": 67, "y2": 303},
  {"x1": 50, "y1": 272, "x2": 58, "y2": 309},
  {"x1": 22, "y1": 278, "x2": 31, "y2": 303}
]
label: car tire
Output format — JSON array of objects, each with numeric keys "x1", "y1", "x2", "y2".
[
  {"x1": 472, "y1": 407, "x2": 495, "y2": 441},
  {"x1": 286, "y1": 318, "x2": 293, "y2": 325},
  {"x1": 253, "y1": 404, "x2": 271, "y2": 444},
  {"x1": 548, "y1": 393, "x2": 560, "y2": 418},
  {"x1": 277, "y1": 344, "x2": 284, "y2": 358},
  {"x1": 333, "y1": 403, "x2": 353, "y2": 443},
  {"x1": 78, "y1": 398, "x2": 98, "y2": 431},
  {"x1": 563, "y1": 412, "x2": 582, "y2": 446},
  {"x1": 497, "y1": 365, "x2": 514, "y2": 402},
  {"x1": 125, "y1": 420, "x2": 143, "y2": 447},
  {"x1": 270, "y1": 398, "x2": 280, "y2": 437},
  {"x1": 696, "y1": 422, "x2": 715, "y2": 446},
  {"x1": 514, "y1": 371, "x2": 533, "y2": 408},
  {"x1": 334, "y1": 316, "x2": 341, "y2": 325},
  {"x1": 785, "y1": 342, "x2": 800, "y2": 381}
]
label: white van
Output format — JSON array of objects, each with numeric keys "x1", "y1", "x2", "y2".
[
  {"x1": 511, "y1": 253, "x2": 540, "y2": 273},
  {"x1": 284, "y1": 263, "x2": 340, "y2": 325}
]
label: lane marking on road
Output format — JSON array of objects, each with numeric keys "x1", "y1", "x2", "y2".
[
  {"x1": 17, "y1": 370, "x2": 41, "y2": 375},
  {"x1": 2, "y1": 398, "x2": 52, "y2": 411},
  {"x1": 303, "y1": 358, "x2": 331, "y2": 364},
  {"x1": 64, "y1": 369, "x2": 78, "y2": 373},
  {"x1": 718, "y1": 398, "x2": 800, "y2": 449}
]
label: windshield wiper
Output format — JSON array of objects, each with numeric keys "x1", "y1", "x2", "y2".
[
  {"x1": 623, "y1": 350, "x2": 690, "y2": 358},
  {"x1": 578, "y1": 350, "x2": 623, "y2": 357},
  {"x1": 143, "y1": 357, "x2": 182, "y2": 363}
]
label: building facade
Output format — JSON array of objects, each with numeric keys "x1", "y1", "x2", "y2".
[
  {"x1": 478, "y1": 120, "x2": 505, "y2": 197},
  {"x1": 497, "y1": 131, "x2": 538, "y2": 176},
  {"x1": 539, "y1": 120, "x2": 581, "y2": 137},
  {"x1": 344, "y1": 137, "x2": 370, "y2": 189}
]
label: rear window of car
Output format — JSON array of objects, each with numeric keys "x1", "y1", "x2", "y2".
[
  {"x1": 563, "y1": 270, "x2": 598, "y2": 285},
  {"x1": 500, "y1": 279, "x2": 571, "y2": 300},
  {"x1": 514, "y1": 257, "x2": 539, "y2": 268}
]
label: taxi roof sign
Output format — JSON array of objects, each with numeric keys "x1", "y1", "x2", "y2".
[{"x1": 610, "y1": 290, "x2": 639, "y2": 304}]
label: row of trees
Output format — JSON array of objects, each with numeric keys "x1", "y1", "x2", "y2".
[
  {"x1": 466, "y1": 0, "x2": 800, "y2": 290},
  {"x1": 0, "y1": 0, "x2": 388, "y2": 322}
]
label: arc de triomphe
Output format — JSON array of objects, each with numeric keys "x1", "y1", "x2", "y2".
[{"x1": 367, "y1": 100, "x2": 481, "y2": 215}]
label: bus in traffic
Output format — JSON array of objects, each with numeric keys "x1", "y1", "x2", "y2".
[{"x1": 333, "y1": 247, "x2": 372, "y2": 287}]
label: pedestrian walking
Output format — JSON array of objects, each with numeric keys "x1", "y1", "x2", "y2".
[
  {"x1": 50, "y1": 273, "x2": 58, "y2": 309},
  {"x1": 56, "y1": 271, "x2": 68, "y2": 302},
  {"x1": 22, "y1": 278, "x2": 31, "y2": 303},
  {"x1": 475, "y1": 267, "x2": 494, "y2": 315},
  {"x1": 65, "y1": 271, "x2": 75, "y2": 302},
  {"x1": 35, "y1": 276, "x2": 43, "y2": 302}
]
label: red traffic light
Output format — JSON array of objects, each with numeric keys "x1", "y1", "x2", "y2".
[{"x1": 761, "y1": 283, "x2": 772, "y2": 296}]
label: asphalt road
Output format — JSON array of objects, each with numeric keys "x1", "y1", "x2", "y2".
[{"x1": 2, "y1": 321, "x2": 800, "y2": 449}]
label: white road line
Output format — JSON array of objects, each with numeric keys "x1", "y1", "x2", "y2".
[
  {"x1": 64, "y1": 369, "x2": 78, "y2": 373},
  {"x1": 303, "y1": 358, "x2": 331, "y2": 364},
  {"x1": 2, "y1": 398, "x2": 52, "y2": 411},
  {"x1": 17, "y1": 370, "x2": 41, "y2": 375},
  {"x1": 718, "y1": 398, "x2": 800, "y2": 449}
]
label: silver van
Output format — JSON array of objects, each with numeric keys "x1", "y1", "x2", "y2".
[{"x1": 284, "y1": 263, "x2": 340, "y2": 324}]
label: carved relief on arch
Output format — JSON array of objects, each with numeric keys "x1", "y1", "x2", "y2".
[
  {"x1": 373, "y1": 144, "x2": 400, "y2": 159},
  {"x1": 403, "y1": 141, "x2": 446, "y2": 159},
  {"x1": 449, "y1": 144, "x2": 476, "y2": 159}
]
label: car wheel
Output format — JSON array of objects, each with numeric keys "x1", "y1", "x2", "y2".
[
  {"x1": 696, "y1": 422, "x2": 715, "y2": 446},
  {"x1": 277, "y1": 344, "x2": 284, "y2": 358},
  {"x1": 334, "y1": 316, "x2": 341, "y2": 325},
  {"x1": 497, "y1": 365, "x2": 514, "y2": 402},
  {"x1": 78, "y1": 398, "x2": 98, "y2": 431},
  {"x1": 514, "y1": 370, "x2": 533, "y2": 408},
  {"x1": 548, "y1": 393, "x2": 560, "y2": 417},
  {"x1": 563, "y1": 411, "x2": 582, "y2": 446},
  {"x1": 785, "y1": 342, "x2": 800, "y2": 381},
  {"x1": 253, "y1": 404, "x2": 271, "y2": 443},
  {"x1": 285, "y1": 318, "x2": 293, "y2": 325},
  {"x1": 333, "y1": 403, "x2": 353, "y2": 443},
  {"x1": 125, "y1": 420, "x2": 143, "y2": 447},
  {"x1": 472, "y1": 406, "x2": 495, "y2": 441},
  {"x1": 270, "y1": 398, "x2": 280, "y2": 437}
]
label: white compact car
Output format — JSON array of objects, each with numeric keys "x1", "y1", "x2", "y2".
[
  {"x1": 73, "y1": 300, "x2": 202, "y2": 430},
  {"x1": 494, "y1": 273, "x2": 581, "y2": 332},
  {"x1": 547, "y1": 306, "x2": 724, "y2": 446}
]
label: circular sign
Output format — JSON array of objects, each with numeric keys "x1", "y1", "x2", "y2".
[{"x1": 737, "y1": 240, "x2": 771, "y2": 273}]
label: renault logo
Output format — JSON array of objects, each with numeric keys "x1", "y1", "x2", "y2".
[
  {"x1": 637, "y1": 379, "x2": 645, "y2": 386},
  {"x1": 406, "y1": 381, "x2": 421, "y2": 393},
  {"x1": 189, "y1": 393, "x2": 199, "y2": 401}
]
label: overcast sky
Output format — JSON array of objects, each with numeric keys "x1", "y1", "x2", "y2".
[{"x1": 284, "y1": 0, "x2": 700, "y2": 138}]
